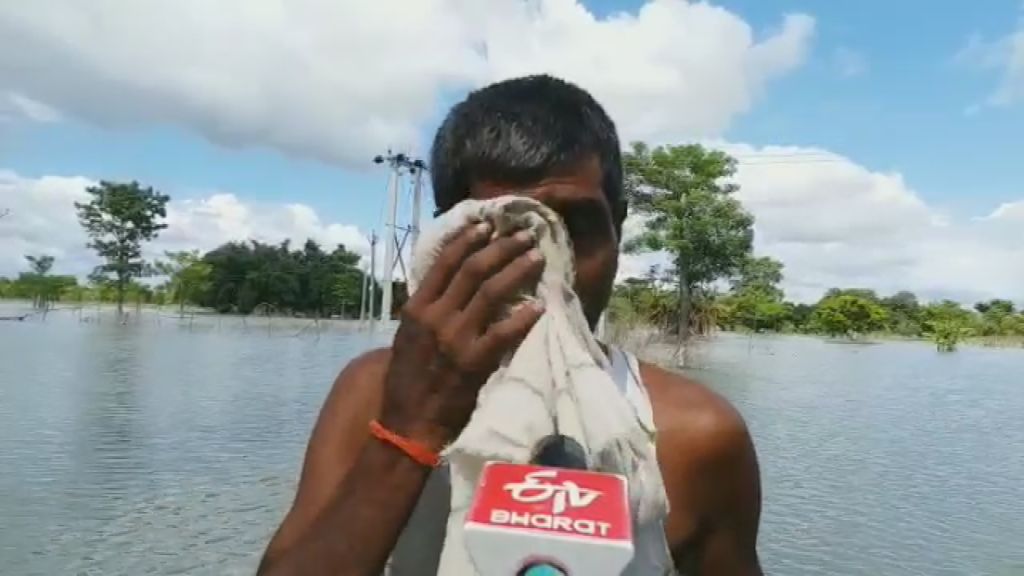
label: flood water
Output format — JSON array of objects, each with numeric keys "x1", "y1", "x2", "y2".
[{"x1": 1, "y1": 305, "x2": 1023, "y2": 575}]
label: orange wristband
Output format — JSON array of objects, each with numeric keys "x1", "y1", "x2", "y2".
[{"x1": 369, "y1": 420, "x2": 442, "y2": 468}]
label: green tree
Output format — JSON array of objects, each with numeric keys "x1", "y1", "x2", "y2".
[
  {"x1": 974, "y1": 299, "x2": 1017, "y2": 336},
  {"x1": 722, "y1": 290, "x2": 790, "y2": 332},
  {"x1": 608, "y1": 274, "x2": 677, "y2": 331},
  {"x1": 881, "y1": 291, "x2": 923, "y2": 336},
  {"x1": 974, "y1": 299, "x2": 1015, "y2": 315},
  {"x1": 155, "y1": 250, "x2": 212, "y2": 316},
  {"x1": 199, "y1": 239, "x2": 367, "y2": 316},
  {"x1": 919, "y1": 300, "x2": 975, "y2": 350},
  {"x1": 811, "y1": 294, "x2": 888, "y2": 338},
  {"x1": 75, "y1": 181, "x2": 169, "y2": 316},
  {"x1": 624, "y1": 143, "x2": 754, "y2": 339},
  {"x1": 824, "y1": 287, "x2": 880, "y2": 302},
  {"x1": 720, "y1": 256, "x2": 788, "y2": 332},
  {"x1": 931, "y1": 320, "x2": 972, "y2": 352},
  {"x1": 19, "y1": 255, "x2": 77, "y2": 310},
  {"x1": 25, "y1": 255, "x2": 55, "y2": 276},
  {"x1": 323, "y1": 245, "x2": 365, "y2": 317},
  {"x1": 731, "y1": 256, "x2": 784, "y2": 299}
]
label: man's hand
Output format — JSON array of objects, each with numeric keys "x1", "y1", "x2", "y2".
[
  {"x1": 257, "y1": 219, "x2": 546, "y2": 576},
  {"x1": 382, "y1": 220, "x2": 546, "y2": 450}
]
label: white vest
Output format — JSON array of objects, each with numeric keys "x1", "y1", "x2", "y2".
[{"x1": 387, "y1": 347, "x2": 675, "y2": 575}]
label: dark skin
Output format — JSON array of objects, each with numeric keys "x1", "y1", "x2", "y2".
[{"x1": 258, "y1": 156, "x2": 763, "y2": 576}]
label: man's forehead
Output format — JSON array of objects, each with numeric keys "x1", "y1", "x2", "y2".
[{"x1": 468, "y1": 158, "x2": 606, "y2": 207}]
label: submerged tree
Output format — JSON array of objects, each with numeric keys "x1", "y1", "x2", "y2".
[
  {"x1": 810, "y1": 294, "x2": 888, "y2": 339},
  {"x1": 75, "y1": 181, "x2": 169, "y2": 316},
  {"x1": 624, "y1": 143, "x2": 754, "y2": 340},
  {"x1": 155, "y1": 250, "x2": 212, "y2": 316},
  {"x1": 199, "y1": 239, "x2": 368, "y2": 316}
]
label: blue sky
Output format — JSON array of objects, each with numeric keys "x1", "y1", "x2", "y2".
[
  {"x1": 8, "y1": 0, "x2": 1024, "y2": 215},
  {"x1": 1, "y1": 0, "x2": 1022, "y2": 302},
  {"x1": 4, "y1": 0, "x2": 1020, "y2": 218}
]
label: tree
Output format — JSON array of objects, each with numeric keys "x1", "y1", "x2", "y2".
[
  {"x1": 973, "y1": 299, "x2": 1016, "y2": 335},
  {"x1": 720, "y1": 256, "x2": 788, "y2": 332},
  {"x1": 731, "y1": 256, "x2": 784, "y2": 299},
  {"x1": 881, "y1": 291, "x2": 923, "y2": 336},
  {"x1": 811, "y1": 294, "x2": 888, "y2": 338},
  {"x1": 974, "y1": 299, "x2": 1015, "y2": 315},
  {"x1": 789, "y1": 303, "x2": 815, "y2": 332},
  {"x1": 624, "y1": 143, "x2": 754, "y2": 339},
  {"x1": 75, "y1": 181, "x2": 169, "y2": 316},
  {"x1": 824, "y1": 287, "x2": 880, "y2": 302},
  {"x1": 20, "y1": 254, "x2": 74, "y2": 310},
  {"x1": 155, "y1": 250, "x2": 212, "y2": 316},
  {"x1": 720, "y1": 290, "x2": 786, "y2": 332},
  {"x1": 25, "y1": 255, "x2": 55, "y2": 276},
  {"x1": 198, "y1": 239, "x2": 368, "y2": 316}
]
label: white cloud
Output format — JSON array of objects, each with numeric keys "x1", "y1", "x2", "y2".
[
  {"x1": 0, "y1": 170, "x2": 372, "y2": 279},
  {"x1": 834, "y1": 47, "x2": 868, "y2": 78},
  {"x1": 618, "y1": 145, "x2": 1024, "y2": 305},
  {"x1": 0, "y1": 170, "x2": 93, "y2": 277},
  {"x1": 0, "y1": 91, "x2": 62, "y2": 123},
  {"x1": 955, "y1": 23, "x2": 1024, "y2": 107},
  {"x1": 0, "y1": 0, "x2": 813, "y2": 165},
  {"x1": 986, "y1": 200, "x2": 1024, "y2": 221},
  {"x1": 5, "y1": 161, "x2": 1023, "y2": 306}
]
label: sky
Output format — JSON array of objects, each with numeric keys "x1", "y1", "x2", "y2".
[{"x1": 1, "y1": 0, "x2": 1022, "y2": 304}]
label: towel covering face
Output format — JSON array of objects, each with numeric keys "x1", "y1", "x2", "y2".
[{"x1": 403, "y1": 196, "x2": 671, "y2": 575}]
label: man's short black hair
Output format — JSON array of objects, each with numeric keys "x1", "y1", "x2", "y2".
[{"x1": 430, "y1": 75, "x2": 624, "y2": 225}]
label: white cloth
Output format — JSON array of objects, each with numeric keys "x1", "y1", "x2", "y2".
[{"x1": 403, "y1": 196, "x2": 671, "y2": 575}]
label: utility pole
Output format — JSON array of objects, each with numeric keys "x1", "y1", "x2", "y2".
[
  {"x1": 410, "y1": 164, "x2": 424, "y2": 256},
  {"x1": 373, "y1": 151, "x2": 428, "y2": 322},
  {"x1": 366, "y1": 231, "x2": 378, "y2": 323},
  {"x1": 359, "y1": 261, "x2": 370, "y2": 322},
  {"x1": 381, "y1": 165, "x2": 399, "y2": 321}
]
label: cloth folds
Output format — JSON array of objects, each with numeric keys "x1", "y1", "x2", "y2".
[{"x1": 407, "y1": 196, "x2": 669, "y2": 575}]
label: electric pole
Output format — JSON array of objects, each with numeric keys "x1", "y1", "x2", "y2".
[
  {"x1": 409, "y1": 164, "x2": 424, "y2": 256},
  {"x1": 373, "y1": 151, "x2": 427, "y2": 321},
  {"x1": 364, "y1": 231, "x2": 378, "y2": 323}
]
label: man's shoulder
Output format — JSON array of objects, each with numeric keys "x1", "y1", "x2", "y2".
[
  {"x1": 637, "y1": 360, "x2": 750, "y2": 454},
  {"x1": 638, "y1": 358, "x2": 753, "y2": 483},
  {"x1": 635, "y1": 360, "x2": 761, "y2": 562}
]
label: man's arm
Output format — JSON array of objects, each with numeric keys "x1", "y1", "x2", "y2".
[
  {"x1": 641, "y1": 365, "x2": 763, "y2": 575},
  {"x1": 259, "y1": 222, "x2": 545, "y2": 575},
  {"x1": 686, "y1": 405, "x2": 762, "y2": 575},
  {"x1": 258, "y1": 349, "x2": 433, "y2": 576}
]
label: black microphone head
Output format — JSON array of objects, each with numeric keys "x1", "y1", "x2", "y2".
[{"x1": 530, "y1": 434, "x2": 588, "y2": 470}]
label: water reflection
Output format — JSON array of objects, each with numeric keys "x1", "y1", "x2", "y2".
[{"x1": 2, "y1": 311, "x2": 1023, "y2": 575}]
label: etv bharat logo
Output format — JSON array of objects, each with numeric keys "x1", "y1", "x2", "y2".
[{"x1": 503, "y1": 470, "x2": 601, "y2": 514}]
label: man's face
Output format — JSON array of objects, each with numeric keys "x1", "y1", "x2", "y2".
[{"x1": 468, "y1": 155, "x2": 621, "y2": 330}]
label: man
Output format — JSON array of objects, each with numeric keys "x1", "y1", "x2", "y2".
[{"x1": 258, "y1": 75, "x2": 762, "y2": 575}]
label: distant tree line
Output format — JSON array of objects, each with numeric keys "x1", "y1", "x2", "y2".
[
  {"x1": 189, "y1": 239, "x2": 384, "y2": 317},
  {"x1": 1, "y1": 181, "x2": 392, "y2": 318},
  {"x1": 0, "y1": 240, "x2": 386, "y2": 319},
  {"x1": 612, "y1": 141, "x2": 1022, "y2": 351},
  {"x1": 607, "y1": 256, "x2": 1024, "y2": 351},
  {"x1": 1, "y1": 152, "x2": 1020, "y2": 351}
]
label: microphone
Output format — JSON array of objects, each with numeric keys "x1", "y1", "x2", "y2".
[{"x1": 463, "y1": 436, "x2": 634, "y2": 575}]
